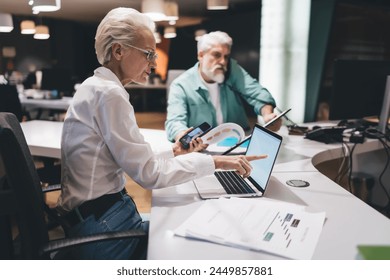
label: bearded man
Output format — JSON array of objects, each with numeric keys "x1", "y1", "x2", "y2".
[{"x1": 165, "y1": 31, "x2": 281, "y2": 145}]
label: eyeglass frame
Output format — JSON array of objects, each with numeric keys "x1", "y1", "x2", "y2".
[{"x1": 126, "y1": 44, "x2": 158, "y2": 62}]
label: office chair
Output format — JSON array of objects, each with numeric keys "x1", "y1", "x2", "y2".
[
  {"x1": 0, "y1": 84, "x2": 24, "y2": 121},
  {"x1": 0, "y1": 81, "x2": 63, "y2": 184},
  {"x1": 0, "y1": 112, "x2": 147, "y2": 259}
]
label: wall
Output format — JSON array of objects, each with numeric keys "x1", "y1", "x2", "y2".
[
  {"x1": 1, "y1": 10, "x2": 260, "y2": 89},
  {"x1": 0, "y1": 16, "x2": 98, "y2": 85},
  {"x1": 305, "y1": 0, "x2": 336, "y2": 122},
  {"x1": 307, "y1": 0, "x2": 390, "y2": 121}
]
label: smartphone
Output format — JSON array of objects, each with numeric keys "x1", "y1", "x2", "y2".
[{"x1": 179, "y1": 122, "x2": 212, "y2": 149}]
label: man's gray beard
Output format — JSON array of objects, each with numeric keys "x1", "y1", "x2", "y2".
[
  {"x1": 202, "y1": 65, "x2": 225, "y2": 84},
  {"x1": 213, "y1": 72, "x2": 225, "y2": 84}
]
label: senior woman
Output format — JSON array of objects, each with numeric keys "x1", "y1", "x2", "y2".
[{"x1": 56, "y1": 7, "x2": 265, "y2": 259}]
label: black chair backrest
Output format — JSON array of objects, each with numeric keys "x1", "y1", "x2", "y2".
[
  {"x1": 0, "y1": 112, "x2": 50, "y2": 259},
  {"x1": 0, "y1": 85, "x2": 23, "y2": 122}
]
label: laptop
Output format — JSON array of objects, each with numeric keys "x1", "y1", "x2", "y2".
[{"x1": 194, "y1": 124, "x2": 283, "y2": 199}]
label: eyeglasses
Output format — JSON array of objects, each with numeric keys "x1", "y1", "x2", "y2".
[{"x1": 127, "y1": 44, "x2": 158, "y2": 62}]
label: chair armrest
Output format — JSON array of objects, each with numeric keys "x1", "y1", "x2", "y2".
[{"x1": 39, "y1": 229, "x2": 147, "y2": 258}]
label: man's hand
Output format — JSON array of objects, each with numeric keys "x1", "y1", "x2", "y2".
[
  {"x1": 212, "y1": 154, "x2": 268, "y2": 178},
  {"x1": 262, "y1": 112, "x2": 282, "y2": 132},
  {"x1": 261, "y1": 105, "x2": 282, "y2": 132}
]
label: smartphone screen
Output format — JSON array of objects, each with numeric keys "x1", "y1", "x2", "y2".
[{"x1": 179, "y1": 122, "x2": 211, "y2": 148}]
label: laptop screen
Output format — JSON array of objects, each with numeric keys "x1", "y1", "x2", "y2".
[{"x1": 246, "y1": 124, "x2": 282, "y2": 191}]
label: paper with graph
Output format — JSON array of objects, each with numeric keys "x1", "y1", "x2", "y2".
[{"x1": 174, "y1": 198, "x2": 326, "y2": 259}]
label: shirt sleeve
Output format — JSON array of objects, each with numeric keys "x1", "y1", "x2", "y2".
[
  {"x1": 229, "y1": 59, "x2": 276, "y2": 115},
  {"x1": 165, "y1": 81, "x2": 191, "y2": 142},
  {"x1": 95, "y1": 88, "x2": 215, "y2": 189}
]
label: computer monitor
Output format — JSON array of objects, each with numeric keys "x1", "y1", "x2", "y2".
[
  {"x1": 378, "y1": 76, "x2": 390, "y2": 134},
  {"x1": 329, "y1": 60, "x2": 390, "y2": 121},
  {"x1": 40, "y1": 68, "x2": 73, "y2": 97}
]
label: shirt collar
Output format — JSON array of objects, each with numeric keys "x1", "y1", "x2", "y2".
[
  {"x1": 191, "y1": 62, "x2": 212, "y2": 93},
  {"x1": 94, "y1": 66, "x2": 124, "y2": 88}
]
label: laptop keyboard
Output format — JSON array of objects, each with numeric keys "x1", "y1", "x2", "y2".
[{"x1": 214, "y1": 171, "x2": 256, "y2": 194}]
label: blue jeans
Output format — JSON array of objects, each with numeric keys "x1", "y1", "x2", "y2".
[{"x1": 65, "y1": 194, "x2": 149, "y2": 259}]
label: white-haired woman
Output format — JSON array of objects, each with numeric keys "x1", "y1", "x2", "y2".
[{"x1": 56, "y1": 8, "x2": 265, "y2": 259}]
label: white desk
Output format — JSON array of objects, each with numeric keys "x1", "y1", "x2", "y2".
[
  {"x1": 19, "y1": 120, "x2": 390, "y2": 259},
  {"x1": 20, "y1": 120, "x2": 168, "y2": 159},
  {"x1": 19, "y1": 95, "x2": 73, "y2": 111},
  {"x1": 20, "y1": 86, "x2": 166, "y2": 113},
  {"x1": 148, "y1": 128, "x2": 390, "y2": 260},
  {"x1": 21, "y1": 120, "x2": 63, "y2": 158}
]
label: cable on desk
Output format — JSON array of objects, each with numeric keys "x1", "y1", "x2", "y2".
[
  {"x1": 361, "y1": 128, "x2": 390, "y2": 217},
  {"x1": 377, "y1": 137, "x2": 390, "y2": 206},
  {"x1": 334, "y1": 141, "x2": 353, "y2": 192},
  {"x1": 347, "y1": 143, "x2": 357, "y2": 193},
  {"x1": 333, "y1": 142, "x2": 345, "y2": 184}
]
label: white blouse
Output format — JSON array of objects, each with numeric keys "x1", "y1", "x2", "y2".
[{"x1": 57, "y1": 67, "x2": 215, "y2": 213}]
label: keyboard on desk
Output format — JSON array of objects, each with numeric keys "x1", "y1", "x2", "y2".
[{"x1": 214, "y1": 171, "x2": 255, "y2": 194}]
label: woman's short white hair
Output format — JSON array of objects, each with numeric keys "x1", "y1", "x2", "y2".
[
  {"x1": 197, "y1": 31, "x2": 233, "y2": 53},
  {"x1": 95, "y1": 7, "x2": 156, "y2": 65}
]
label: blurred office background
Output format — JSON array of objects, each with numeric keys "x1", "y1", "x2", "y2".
[{"x1": 1, "y1": 0, "x2": 390, "y2": 123}]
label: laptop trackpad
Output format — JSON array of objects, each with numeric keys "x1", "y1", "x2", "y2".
[{"x1": 194, "y1": 175, "x2": 226, "y2": 195}]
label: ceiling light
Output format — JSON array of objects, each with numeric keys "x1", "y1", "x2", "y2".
[
  {"x1": 0, "y1": 13, "x2": 14, "y2": 33},
  {"x1": 142, "y1": 0, "x2": 166, "y2": 22},
  {"x1": 164, "y1": 26, "x2": 176, "y2": 39},
  {"x1": 21, "y1": 20, "x2": 36, "y2": 34},
  {"x1": 207, "y1": 0, "x2": 229, "y2": 10},
  {"x1": 34, "y1": 25, "x2": 50, "y2": 39},
  {"x1": 32, "y1": 0, "x2": 61, "y2": 13},
  {"x1": 195, "y1": 29, "x2": 207, "y2": 41},
  {"x1": 164, "y1": 1, "x2": 179, "y2": 21}
]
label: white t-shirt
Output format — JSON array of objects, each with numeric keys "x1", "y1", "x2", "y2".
[
  {"x1": 201, "y1": 78, "x2": 223, "y2": 125},
  {"x1": 57, "y1": 67, "x2": 215, "y2": 212}
]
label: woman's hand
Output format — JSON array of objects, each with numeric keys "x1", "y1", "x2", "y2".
[
  {"x1": 172, "y1": 128, "x2": 208, "y2": 156},
  {"x1": 212, "y1": 154, "x2": 268, "y2": 178}
]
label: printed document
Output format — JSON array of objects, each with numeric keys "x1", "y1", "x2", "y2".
[{"x1": 174, "y1": 198, "x2": 326, "y2": 259}]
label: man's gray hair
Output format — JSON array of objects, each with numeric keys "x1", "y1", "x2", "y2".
[
  {"x1": 95, "y1": 7, "x2": 155, "y2": 65},
  {"x1": 197, "y1": 31, "x2": 233, "y2": 53}
]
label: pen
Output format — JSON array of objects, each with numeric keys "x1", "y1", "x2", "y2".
[{"x1": 275, "y1": 107, "x2": 296, "y2": 125}]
